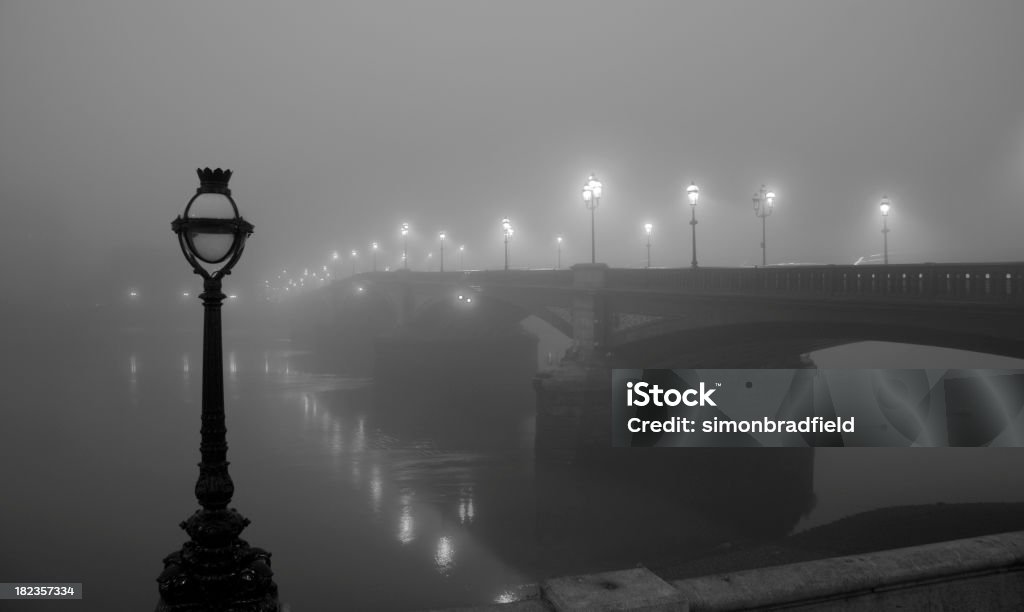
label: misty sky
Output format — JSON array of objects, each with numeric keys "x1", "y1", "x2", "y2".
[{"x1": 1, "y1": 1, "x2": 1023, "y2": 307}]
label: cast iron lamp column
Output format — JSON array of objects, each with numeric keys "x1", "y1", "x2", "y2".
[
  {"x1": 581, "y1": 173, "x2": 602, "y2": 264},
  {"x1": 371, "y1": 241, "x2": 379, "y2": 272},
  {"x1": 752, "y1": 185, "x2": 776, "y2": 267},
  {"x1": 687, "y1": 182, "x2": 700, "y2": 268},
  {"x1": 400, "y1": 223, "x2": 409, "y2": 270},
  {"x1": 879, "y1": 196, "x2": 891, "y2": 265},
  {"x1": 438, "y1": 231, "x2": 446, "y2": 273},
  {"x1": 644, "y1": 223, "x2": 653, "y2": 268},
  {"x1": 159, "y1": 168, "x2": 277, "y2": 611},
  {"x1": 556, "y1": 235, "x2": 563, "y2": 269},
  {"x1": 502, "y1": 218, "x2": 513, "y2": 271}
]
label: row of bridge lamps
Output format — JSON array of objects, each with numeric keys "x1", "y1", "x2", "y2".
[
  {"x1": 271, "y1": 176, "x2": 896, "y2": 298},
  {"x1": 585, "y1": 175, "x2": 894, "y2": 268}
]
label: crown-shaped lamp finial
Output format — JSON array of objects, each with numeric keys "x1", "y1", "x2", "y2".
[{"x1": 196, "y1": 167, "x2": 233, "y2": 195}]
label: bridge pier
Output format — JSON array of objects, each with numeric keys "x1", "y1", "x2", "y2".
[{"x1": 533, "y1": 358, "x2": 612, "y2": 463}]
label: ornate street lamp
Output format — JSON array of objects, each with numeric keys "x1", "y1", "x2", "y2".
[
  {"x1": 879, "y1": 196, "x2": 891, "y2": 265},
  {"x1": 752, "y1": 185, "x2": 776, "y2": 266},
  {"x1": 438, "y1": 231, "x2": 447, "y2": 273},
  {"x1": 502, "y1": 217, "x2": 513, "y2": 271},
  {"x1": 581, "y1": 173, "x2": 602, "y2": 264},
  {"x1": 687, "y1": 182, "x2": 700, "y2": 268},
  {"x1": 161, "y1": 168, "x2": 277, "y2": 610},
  {"x1": 644, "y1": 223, "x2": 653, "y2": 268},
  {"x1": 556, "y1": 234, "x2": 563, "y2": 270},
  {"x1": 400, "y1": 223, "x2": 410, "y2": 270},
  {"x1": 371, "y1": 241, "x2": 379, "y2": 272}
]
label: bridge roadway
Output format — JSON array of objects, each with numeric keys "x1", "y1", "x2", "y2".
[{"x1": 308, "y1": 262, "x2": 1024, "y2": 367}]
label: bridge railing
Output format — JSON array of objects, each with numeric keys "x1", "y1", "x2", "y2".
[{"x1": 605, "y1": 264, "x2": 1024, "y2": 303}]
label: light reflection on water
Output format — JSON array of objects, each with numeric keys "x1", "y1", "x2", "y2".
[{"x1": 5, "y1": 338, "x2": 1024, "y2": 611}]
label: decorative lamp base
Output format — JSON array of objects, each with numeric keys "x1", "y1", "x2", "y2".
[{"x1": 156, "y1": 508, "x2": 279, "y2": 611}]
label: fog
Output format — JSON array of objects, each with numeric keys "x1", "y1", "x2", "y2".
[{"x1": 1, "y1": 0, "x2": 1023, "y2": 315}]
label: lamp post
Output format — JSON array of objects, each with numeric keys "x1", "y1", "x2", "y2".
[
  {"x1": 556, "y1": 235, "x2": 563, "y2": 269},
  {"x1": 401, "y1": 223, "x2": 409, "y2": 270},
  {"x1": 371, "y1": 241, "x2": 379, "y2": 272},
  {"x1": 438, "y1": 231, "x2": 446, "y2": 273},
  {"x1": 752, "y1": 185, "x2": 776, "y2": 266},
  {"x1": 350, "y1": 249, "x2": 358, "y2": 275},
  {"x1": 502, "y1": 217, "x2": 513, "y2": 271},
  {"x1": 687, "y1": 182, "x2": 700, "y2": 268},
  {"x1": 459, "y1": 245, "x2": 465, "y2": 271},
  {"x1": 161, "y1": 168, "x2": 278, "y2": 610},
  {"x1": 644, "y1": 223, "x2": 653, "y2": 268},
  {"x1": 879, "y1": 196, "x2": 891, "y2": 265},
  {"x1": 581, "y1": 173, "x2": 602, "y2": 264}
]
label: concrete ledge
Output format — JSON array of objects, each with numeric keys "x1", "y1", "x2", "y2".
[
  {"x1": 542, "y1": 568, "x2": 688, "y2": 611},
  {"x1": 672, "y1": 530, "x2": 1024, "y2": 611}
]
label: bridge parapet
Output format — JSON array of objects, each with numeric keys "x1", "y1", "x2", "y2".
[{"x1": 605, "y1": 263, "x2": 1024, "y2": 303}]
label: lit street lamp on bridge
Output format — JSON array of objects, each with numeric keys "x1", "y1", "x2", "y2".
[
  {"x1": 556, "y1": 234, "x2": 563, "y2": 269},
  {"x1": 502, "y1": 217, "x2": 514, "y2": 271},
  {"x1": 459, "y1": 244, "x2": 465, "y2": 271},
  {"x1": 644, "y1": 223, "x2": 653, "y2": 268},
  {"x1": 582, "y1": 173, "x2": 602, "y2": 264},
  {"x1": 163, "y1": 168, "x2": 277, "y2": 609},
  {"x1": 400, "y1": 223, "x2": 409, "y2": 270},
  {"x1": 371, "y1": 241, "x2": 379, "y2": 272},
  {"x1": 880, "y1": 196, "x2": 891, "y2": 265},
  {"x1": 439, "y1": 231, "x2": 447, "y2": 272},
  {"x1": 753, "y1": 185, "x2": 776, "y2": 266},
  {"x1": 687, "y1": 181, "x2": 700, "y2": 268},
  {"x1": 350, "y1": 249, "x2": 358, "y2": 275}
]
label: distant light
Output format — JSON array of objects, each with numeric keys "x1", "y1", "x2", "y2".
[
  {"x1": 129, "y1": 290, "x2": 138, "y2": 298},
  {"x1": 351, "y1": 250, "x2": 358, "y2": 257},
  {"x1": 401, "y1": 223, "x2": 409, "y2": 236},
  {"x1": 880, "y1": 196, "x2": 892, "y2": 216},
  {"x1": 466, "y1": 297, "x2": 473, "y2": 303},
  {"x1": 332, "y1": 252, "x2": 339, "y2": 261},
  {"x1": 372, "y1": 241, "x2": 379, "y2": 250},
  {"x1": 182, "y1": 292, "x2": 190, "y2": 297},
  {"x1": 644, "y1": 223, "x2": 653, "y2": 235},
  {"x1": 356, "y1": 286, "x2": 364, "y2": 293},
  {"x1": 557, "y1": 235, "x2": 563, "y2": 244},
  {"x1": 459, "y1": 245, "x2": 465, "y2": 252},
  {"x1": 228, "y1": 294, "x2": 237, "y2": 299},
  {"x1": 687, "y1": 182, "x2": 700, "y2": 206}
]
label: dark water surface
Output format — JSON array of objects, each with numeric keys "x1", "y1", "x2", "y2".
[{"x1": 4, "y1": 328, "x2": 1024, "y2": 611}]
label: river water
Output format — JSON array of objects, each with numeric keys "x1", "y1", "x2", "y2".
[{"x1": 4, "y1": 326, "x2": 1024, "y2": 611}]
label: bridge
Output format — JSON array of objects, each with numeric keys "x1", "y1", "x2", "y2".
[
  {"x1": 284, "y1": 261, "x2": 1024, "y2": 455},
  {"x1": 295, "y1": 262, "x2": 1024, "y2": 368}
]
